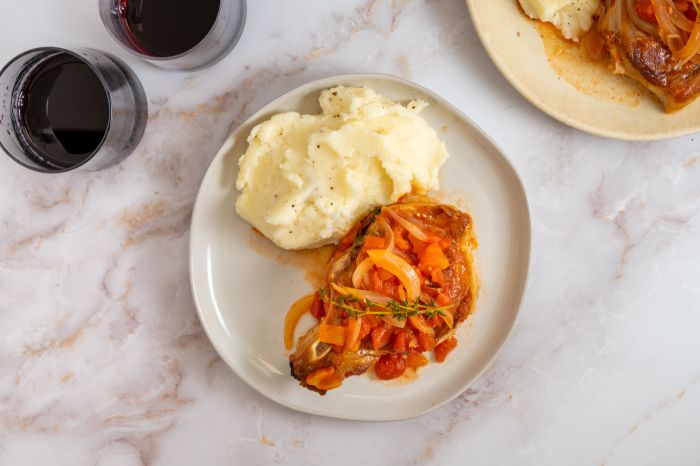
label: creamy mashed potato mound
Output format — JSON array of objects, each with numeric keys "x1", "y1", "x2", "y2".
[
  {"x1": 519, "y1": 0, "x2": 600, "y2": 41},
  {"x1": 235, "y1": 86, "x2": 448, "y2": 250}
]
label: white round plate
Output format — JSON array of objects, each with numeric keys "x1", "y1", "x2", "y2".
[
  {"x1": 189, "y1": 74, "x2": 530, "y2": 421},
  {"x1": 467, "y1": 0, "x2": 700, "y2": 140}
]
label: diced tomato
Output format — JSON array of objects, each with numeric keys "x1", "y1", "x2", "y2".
[
  {"x1": 361, "y1": 236, "x2": 385, "y2": 254},
  {"x1": 426, "y1": 232, "x2": 446, "y2": 244},
  {"x1": 392, "y1": 330, "x2": 407, "y2": 352},
  {"x1": 405, "y1": 352, "x2": 429, "y2": 370},
  {"x1": 358, "y1": 317, "x2": 372, "y2": 341},
  {"x1": 310, "y1": 291, "x2": 325, "y2": 319},
  {"x1": 675, "y1": 0, "x2": 690, "y2": 13},
  {"x1": 371, "y1": 324, "x2": 393, "y2": 349},
  {"x1": 431, "y1": 268, "x2": 446, "y2": 288},
  {"x1": 427, "y1": 315, "x2": 442, "y2": 328},
  {"x1": 438, "y1": 238, "x2": 451, "y2": 249},
  {"x1": 380, "y1": 278, "x2": 398, "y2": 300},
  {"x1": 436, "y1": 292, "x2": 451, "y2": 306},
  {"x1": 408, "y1": 233, "x2": 428, "y2": 255},
  {"x1": 376, "y1": 268, "x2": 392, "y2": 281},
  {"x1": 374, "y1": 354, "x2": 407, "y2": 379},
  {"x1": 434, "y1": 337, "x2": 458, "y2": 362},
  {"x1": 405, "y1": 326, "x2": 419, "y2": 350},
  {"x1": 419, "y1": 243, "x2": 450, "y2": 272},
  {"x1": 397, "y1": 284, "x2": 407, "y2": 302},
  {"x1": 408, "y1": 314, "x2": 434, "y2": 336},
  {"x1": 393, "y1": 224, "x2": 409, "y2": 250},
  {"x1": 686, "y1": 4, "x2": 698, "y2": 21},
  {"x1": 413, "y1": 265, "x2": 426, "y2": 287},
  {"x1": 370, "y1": 269, "x2": 382, "y2": 293},
  {"x1": 337, "y1": 224, "x2": 359, "y2": 252},
  {"x1": 417, "y1": 332, "x2": 436, "y2": 352},
  {"x1": 364, "y1": 314, "x2": 381, "y2": 328},
  {"x1": 634, "y1": 0, "x2": 657, "y2": 23}
]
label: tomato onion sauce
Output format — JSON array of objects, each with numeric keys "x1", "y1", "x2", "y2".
[
  {"x1": 285, "y1": 195, "x2": 479, "y2": 394},
  {"x1": 538, "y1": 0, "x2": 700, "y2": 111}
]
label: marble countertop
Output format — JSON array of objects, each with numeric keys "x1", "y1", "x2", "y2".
[{"x1": 2, "y1": 1, "x2": 699, "y2": 465}]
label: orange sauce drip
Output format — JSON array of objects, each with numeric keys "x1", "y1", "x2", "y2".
[
  {"x1": 532, "y1": 21, "x2": 649, "y2": 106},
  {"x1": 246, "y1": 228, "x2": 334, "y2": 288}
]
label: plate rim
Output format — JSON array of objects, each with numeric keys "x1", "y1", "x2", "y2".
[
  {"x1": 189, "y1": 72, "x2": 532, "y2": 421},
  {"x1": 466, "y1": 0, "x2": 697, "y2": 141}
]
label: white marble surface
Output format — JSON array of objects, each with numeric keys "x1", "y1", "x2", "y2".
[{"x1": 1, "y1": 1, "x2": 699, "y2": 465}]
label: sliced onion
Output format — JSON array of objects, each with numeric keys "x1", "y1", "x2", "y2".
[
  {"x1": 391, "y1": 247, "x2": 413, "y2": 261},
  {"x1": 604, "y1": 0, "x2": 624, "y2": 33},
  {"x1": 625, "y1": 0, "x2": 660, "y2": 35},
  {"x1": 367, "y1": 249, "x2": 421, "y2": 301},
  {"x1": 669, "y1": 3, "x2": 696, "y2": 33},
  {"x1": 381, "y1": 315, "x2": 407, "y2": 329},
  {"x1": 436, "y1": 329, "x2": 455, "y2": 346},
  {"x1": 377, "y1": 216, "x2": 395, "y2": 252},
  {"x1": 408, "y1": 315, "x2": 435, "y2": 336},
  {"x1": 344, "y1": 317, "x2": 362, "y2": 352},
  {"x1": 651, "y1": 0, "x2": 683, "y2": 51},
  {"x1": 283, "y1": 294, "x2": 314, "y2": 350},
  {"x1": 676, "y1": 18, "x2": 700, "y2": 64},
  {"x1": 334, "y1": 284, "x2": 392, "y2": 305},
  {"x1": 440, "y1": 311, "x2": 454, "y2": 329},
  {"x1": 352, "y1": 257, "x2": 374, "y2": 289},
  {"x1": 385, "y1": 208, "x2": 430, "y2": 242},
  {"x1": 581, "y1": 27, "x2": 610, "y2": 61}
]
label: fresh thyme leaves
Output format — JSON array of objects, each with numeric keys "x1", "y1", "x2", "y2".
[
  {"x1": 351, "y1": 207, "x2": 382, "y2": 249},
  {"x1": 318, "y1": 287, "x2": 452, "y2": 320}
]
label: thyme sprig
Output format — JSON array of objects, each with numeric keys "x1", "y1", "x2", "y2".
[
  {"x1": 318, "y1": 287, "x2": 452, "y2": 320},
  {"x1": 351, "y1": 207, "x2": 382, "y2": 249}
]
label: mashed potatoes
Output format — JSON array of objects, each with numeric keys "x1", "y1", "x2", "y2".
[
  {"x1": 235, "y1": 86, "x2": 448, "y2": 250},
  {"x1": 519, "y1": 0, "x2": 600, "y2": 41}
]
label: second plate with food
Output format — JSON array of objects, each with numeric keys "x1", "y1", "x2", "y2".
[
  {"x1": 467, "y1": 0, "x2": 700, "y2": 140},
  {"x1": 189, "y1": 74, "x2": 530, "y2": 420}
]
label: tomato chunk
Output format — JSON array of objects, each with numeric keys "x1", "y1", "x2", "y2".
[
  {"x1": 361, "y1": 236, "x2": 385, "y2": 254},
  {"x1": 434, "y1": 337, "x2": 458, "y2": 363},
  {"x1": 634, "y1": 0, "x2": 656, "y2": 23},
  {"x1": 419, "y1": 243, "x2": 450, "y2": 272},
  {"x1": 375, "y1": 354, "x2": 406, "y2": 379},
  {"x1": 371, "y1": 324, "x2": 393, "y2": 349},
  {"x1": 358, "y1": 317, "x2": 372, "y2": 341},
  {"x1": 405, "y1": 352, "x2": 429, "y2": 370},
  {"x1": 417, "y1": 332, "x2": 436, "y2": 352},
  {"x1": 392, "y1": 330, "x2": 407, "y2": 352},
  {"x1": 393, "y1": 224, "x2": 409, "y2": 250},
  {"x1": 310, "y1": 291, "x2": 325, "y2": 319}
]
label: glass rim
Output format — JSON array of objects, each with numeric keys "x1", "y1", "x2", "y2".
[
  {"x1": 99, "y1": 0, "x2": 246, "y2": 64},
  {"x1": 0, "y1": 46, "x2": 114, "y2": 173}
]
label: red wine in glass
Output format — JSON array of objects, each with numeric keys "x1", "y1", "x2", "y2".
[
  {"x1": 117, "y1": 0, "x2": 221, "y2": 57},
  {"x1": 14, "y1": 53, "x2": 110, "y2": 169},
  {"x1": 1, "y1": 47, "x2": 147, "y2": 173}
]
